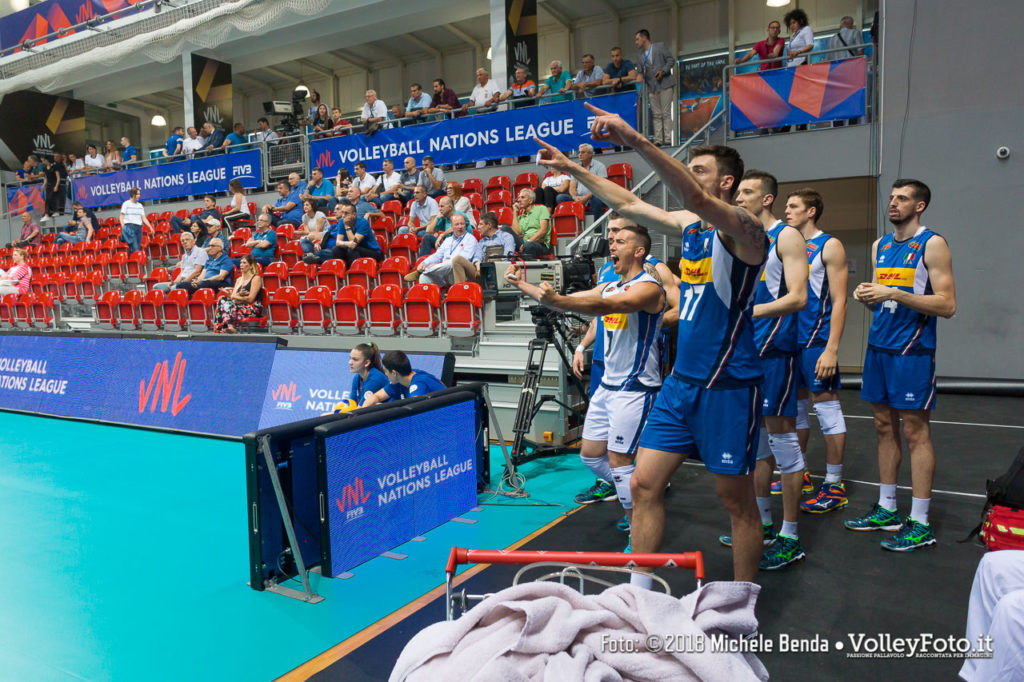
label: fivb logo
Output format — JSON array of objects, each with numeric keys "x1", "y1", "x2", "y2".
[
  {"x1": 336, "y1": 477, "x2": 371, "y2": 521},
  {"x1": 138, "y1": 352, "x2": 192, "y2": 416},
  {"x1": 204, "y1": 105, "x2": 223, "y2": 125},
  {"x1": 272, "y1": 382, "x2": 302, "y2": 410},
  {"x1": 33, "y1": 134, "x2": 53, "y2": 152}
]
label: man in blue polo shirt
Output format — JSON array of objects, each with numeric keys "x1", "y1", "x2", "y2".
[
  {"x1": 120, "y1": 136, "x2": 138, "y2": 166},
  {"x1": 300, "y1": 167, "x2": 335, "y2": 213},
  {"x1": 237, "y1": 214, "x2": 278, "y2": 267},
  {"x1": 362, "y1": 351, "x2": 446, "y2": 407},
  {"x1": 164, "y1": 127, "x2": 184, "y2": 159},
  {"x1": 190, "y1": 238, "x2": 233, "y2": 292}
]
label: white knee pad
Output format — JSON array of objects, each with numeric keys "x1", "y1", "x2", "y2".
[
  {"x1": 796, "y1": 398, "x2": 810, "y2": 431},
  {"x1": 611, "y1": 464, "x2": 635, "y2": 510},
  {"x1": 815, "y1": 400, "x2": 847, "y2": 435},
  {"x1": 769, "y1": 432, "x2": 805, "y2": 474}
]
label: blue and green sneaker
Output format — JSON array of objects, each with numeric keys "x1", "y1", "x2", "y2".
[
  {"x1": 880, "y1": 518, "x2": 936, "y2": 552},
  {"x1": 616, "y1": 514, "x2": 631, "y2": 532},
  {"x1": 843, "y1": 504, "x2": 903, "y2": 531},
  {"x1": 574, "y1": 479, "x2": 616, "y2": 504},
  {"x1": 759, "y1": 535, "x2": 805, "y2": 570},
  {"x1": 719, "y1": 522, "x2": 777, "y2": 548}
]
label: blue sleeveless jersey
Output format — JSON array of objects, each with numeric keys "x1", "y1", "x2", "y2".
[
  {"x1": 753, "y1": 221, "x2": 799, "y2": 357},
  {"x1": 868, "y1": 227, "x2": 939, "y2": 354},
  {"x1": 674, "y1": 224, "x2": 764, "y2": 389},
  {"x1": 593, "y1": 254, "x2": 663, "y2": 364},
  {"x1": 798, "y1": 231, "x2": 834, "y2": 348}
]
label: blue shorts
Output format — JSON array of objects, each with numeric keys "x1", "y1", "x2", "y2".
[
  {"x1": 861, "y1": 348, "x2": 936, "y2": 410},
  {"x1": 590, "y1": 361, "x2": 604, "y2": 396},
  {"x1": 797, "y1": 345, "x2": 841, "y2": 393},
  {"x1": 638, "y1": 374, "x2": 762, "y2": 475},
  {"x1": 761, "y1": 354, "x2": 799, "y2": 417}
]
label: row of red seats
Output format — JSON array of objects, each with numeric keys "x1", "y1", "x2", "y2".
[
  {"x1": 462, "y1": 165, "x2": 633, "y2": 200},
  {"x1": 0, "y1": 293, "x2": 56, "y2": 330},
  {"x1": 93, "y1": 288, "x2": 264, "y2": 333}
]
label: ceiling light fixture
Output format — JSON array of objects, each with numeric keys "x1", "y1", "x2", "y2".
[{"x1": 151, "y1": 114, "x2": 167, "y2": 126}]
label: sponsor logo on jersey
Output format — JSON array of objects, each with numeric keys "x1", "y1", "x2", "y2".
[
  {"x1": 603, "y1": 313, "x2": 629, "y2": 330},
  {"x1": 880, "y1": 242, "x2": 892, "y2": 252},
  {"x1": 908, "y1": 241, "x2": 922, "y2": 251},
  {"x1": 877, "y1": 267, "x2": 915, "y2": 287},
  {"x1": 680, "y1": 257, "x2": 712, "y2": 284}
]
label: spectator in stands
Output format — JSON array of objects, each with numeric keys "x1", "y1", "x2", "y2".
[
  {"x1": 103, "y1": 140, "x2": 120, "y2": 170},
  {"x1": 288, "y1": 171, "x2": 308, "y2": 197},
  {"x1": 362, "y1": 351, "x2": 446, "y2": 407},
  {"x1": 830, "y1": 16, "x2": 864, "y2": 126},
  {"x1": 351, "y1": 162, "x2": 379, "y2": 204},
  {"x1": 462, "y1": 67, "x2": 502, "y2": 114},
  {"x1": 214, "y1": 254, "x2": 263, "y2": 333},
  {"x1": 537, "y1": 60, "x2": 573, "y2": 103},
  {"x1": 377, "y1": 159, "x2": 403, "y2": 205},
  {"x1": 262, "y1": 182, "x2": 301, "y2": 227},
  {"x1": 393, "y1": 156, "x2": 420, "y2": 203},
  {"x1": 301, "y1": 203, "x2": 343, "y2": 264},
  {"x1": 446, "y1": 181, "x2": 476, "y2": 227},
  {"x1": 500, "y1": 67, "x2": 537, "y2": 109},
  {"x1": 341, "y1": 185, "x2": 380, "y2": 221},
  {"x1": 426, "y1": 78, "x2": 460, "y2": 116},
  {"x1": 510, "y1": 188, "x2": 551, "y2": 258},
  {"x1": 164, "y1": 126, "x2": 185, "y2": 158},
  {"x1": 312, "y1": 104, "x2": 333, "y2": 138},
  {"x1": 237, "y1": 214, "x2": 277, "y2": 267},
  {"x1": 56, "y1": 206, "x2": 95, "y2": 246},
  {"x1": 171, "y1": 195, "x2": 220, "y2": 233},
  {"x1": 155, "y1": 231, "x2": 206, "y2": 292},
  {"x1": 572, "y1": 54, "x2": 606, "y2": 98},
  {"x1": 0, "y1": 248, "x2": 31, "y2": 296},
  {"x1": 361, "y1": 90, "x2": 388, "y2": 131},
  {"x1": 405, "y1": 212, "x2": 477, "y2": 286},
  {"x1": 198, "y1": 216, "x2": 227, "y2": 249},
  {"x1": 603, "y1": 46, "x2": 638, "y2": 92},
  {"x1": 200, "y1": 122, "x2": 226, "y2": 155},
  {"x1": 66, "y1": 152, "x2": 84, "y2": 176},
  {"x1": 300, "y1": 167, "x2": 335, "y2": 212},
  {"x1": 784, "y1": 8, "x2": 814, "y2": 65},
  {"x1": 221, "y1": 179, "x2": 251, "y2": 229},
  {"x1": 40, "y1": 156, "x2": 64, "y2": 221},
  {"x1": 334, "y1": 167, "x2": 352, "y2": 197},
  {"x1": 449, "y1": 211, "x2": 516, "y2": 284},
  {"x1": 393, "y1": 83, "x2": 433, "y2": 122},
  {"x1": 119, "y1": 136, "x2": 138, "y2": 166},
  {"x1": 415, "y1": 195, "x2": 466, "y2": 257},
  {"x1": 16, "y1": 157, "x2": 42, "y2": 181},
  {"x1": 298, "y1": 199, "x2": 329, "y2": 254},
  {"x1": 62, "y1": 200, "x2": 97, "y2": 234},
  {"x1": 564, "y1": 143, "x2": 607, "y2": 215},
  {"x1": 182, "y1": 126, "x2": 205, "y2": 157},
  {"x1": 538, "y1": 170, "x2": 571, "y2": 211},
  {"x1": 254, "y1": 117, "x2": 278, "y2": 144},
  {"x1": 191, "y1": 238, "x2": 233, "y2": 291},
  {"x1": 10, "y1": 212, "x2": 41, "y2": 248},
  {"x1": 82, "y1": 144, "x2": 104, "y2": 171},
  {"x1": 402, "y1": 185, "x2": 439, "y2": 233},
  {"x1": 347, "y1": 343, "x2": 389, "y2": 407},
  {"x1": 119, "y1": 187, "x2": 150, "y2": 254},
  {"x1": 418, "y1": 156, "x2": 446, "y2": 198},
  {"x1": 635, "y1": 28, "x2": 676, "y2": 146},
  {"x1": 224, "y1": 122, "x2": 248, "y2": 151},
  {"x1": 330, "y1": 108, "x2": 352, "y2": 134},
  {"x1": 306, "y1": 90, "x2": 322, "y2": 122},
  {"x1": 331, "y1": 203, "x2": 383, "y2": 265},
  {"x1": 736, "y1": 20, "x2": 785, "y2": 70}
]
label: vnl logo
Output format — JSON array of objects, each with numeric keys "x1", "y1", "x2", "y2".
[
  {"x1": 272, "y1": 382, "x2": 302, "y2": 409},
  {"x1": 315, "y1": 151, "x2": 333, "y2": 172},
  {"x1": 204, "y1": 105, "x2": 223, "y2": 125},
  {"x1": 336, "y1": 477, "x2": 372, "y2": 522},
  {"x1": 138, "y1": 352, "x2": 192, "y2": 416},
  {"x1": 33, "y1": 134, "x2": 53, "y2": 152}
]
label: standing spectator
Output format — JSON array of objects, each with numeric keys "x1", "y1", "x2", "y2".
[
  {"x1": 377, "y1": 159, "x2": 404, "y2": 205},
  {"x1": 537, "y1": 60, "x2": 573, "y2": 103},
  {"x1": 298, "y1": 199, "x2": 329, "y2": 254},
  {"x1": 164, "y1": 126, "x2": 185, "y2": 158},
  {"x1": 538, "y1": 170, "x2": 570, "y2": 211},
  {"x1": 361, "y1": 90, "x2": 388, "y2": 131},
  {"x1": 403, "y1": 185, "x2": 439, "y2": 232},
  {"x1": 262, "y1": 182, "x2": 301, "y2": 227},
  {"x1": 406, "y1": 212, "x2": 477, "y2": 286},
  {"x1": 103, "y1": 140, "x2": 119, "y2": 169},
  {"x1": 462, "y1": 67, "x2": 501, "y2": 114},
  {"x1": 564, "y1": 143, "x2": 607, "y2": 215},
  {"x1": 829, "y1": 16, "x2": 864, "y2": 126},
  {"x1": 446, "y1": 181, "x2": 476, "y2": 227},
  {"x1": 784, "y1": 9, "x2": 814, "y2": 66},
  {"x1": 634, "y1": 29, "x2": 676, "y2": 146},
  {"x1": 347, "y1": 343, "x2": 389, "y2": 407},
  {"x1": 66, "y1": 152, "x2": 84, "y2": 174},
  {"x1": 221, "y1": 179, "x2": 251, "y2": 230},
  {"x1": 83, "y1": 144, "x2": 104, "y2": 171},
  {"x1": 224, "y1": 122, "x2": 248, "y2": 151},
  {"x1": 330, "y1": 203, "x2": 383, "y2": 265},
  {"x1": 509, "y1": 188, "x2": 551, "y2": 258},
  {"x1": 311, "y1": 104, "x2": 333, "y2": 137},
  {"x1": 182, "y1": 126, "x2": 205, "y2": 157},
  {"x1": 253, "y1": 117, "x2": 278, "y2": 144},
  {"x1": 154, "y1": 231, "x2": 206, "y2": 292},
  {"x1": 603, "y1": 47, "x2": 638, "y2": 92},
  {"x1": 40, "y1": 156, "x2": 64, "y2": 221},
  {"x1": 500, "y1": 67, "x2": 537, "y2": 109},
  {"x1": 199, "y1": 122, "x2": 225, "y2": 155},
  {"x1": 305, "y1": 90, "x2": 322, "y2": 123},
  {"x1": 426, "y1": 78, "x2": 460, "y2": 116},
  {"x1": 119, "y1": 136, "x2": 138, "y2": 166},
  {"x1": 300, "y1": 167, "x2": 335, "y2": 212},
  {"x1": 737, "y1": 20, "x2": 785, "y2": 70},
  {"x1": 171, "y1": 195, "x2": 220, "y2": 234},
  {"x1": 392, "y1": 83, "x2": 432, "y2": 122},
  {"x1": 215, "y1": 255, "x2": 264, "y2": 333},
  {"x1": 449, "y1": 211, "x2": 516, "y2": 284},
  {"x1": 119, "y1": 187, "x2": 151, "y2": 254},
  {"x1": 10, "y1": 212, "x2": 41, "y2": 248},
  {"x1": 0, "y1": 249, "x2": 31, "y2": 295},
  {"x1": 55, "y1": 206, "x2": 95, "y2": 246},
  {"x1": 572, "y1": 54, "x2": 606, "y2": 98},
  {"x1": 418, "y1": 156, "x2": 446, "y2": 198}
]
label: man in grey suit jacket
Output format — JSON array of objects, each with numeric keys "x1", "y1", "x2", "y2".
[{"x1": 635, "y1": 29, "x2": 676, "y2": 145}]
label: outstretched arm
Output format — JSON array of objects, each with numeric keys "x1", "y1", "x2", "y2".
[{"x1": 506, "y1": 263, "x2": 661, "y2": 315}]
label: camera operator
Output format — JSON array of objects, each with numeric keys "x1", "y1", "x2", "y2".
[{"x1": 506, "y1": 224, "x2": 664, "y2": 549}]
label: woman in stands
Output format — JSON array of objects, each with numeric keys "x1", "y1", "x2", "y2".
[
  {"x1": 312, "y1": 104, "x2": 333, "y2": 139},
  {"x1": 348, "y1": 343, "x2": 390, "y2": 406},
  {"x1": 446, "y1": 182, "x2": 477, "y2": 228},
  {"x1": 221, "y1": 179, "x2": 251, "y2": 230},
  {"x1": 298, "y1": 199, "x2": 329, "y2": 252},
  {"x1": 537, "y1": 171, "x2": 571, "y2": 211},
  {"x1": 0, "y1": 249, "x2": 32, "y2": 296},
  {"x1": 103, "y1": 140, "x2": 119, "y2": 170},
  {"x1": 214, "y1": 254, "x2": 263, "y2": 334},
  {"x1": 334, "y1": 167, "x2": 352, "y2": 199}
]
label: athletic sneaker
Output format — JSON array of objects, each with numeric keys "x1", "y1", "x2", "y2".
[
  {"x1": 759, "y1": 535, "x2": 805, "y2": 570},
  {"x1": 880, "y1": 518, "x2": 936, "y2": 552},
  {"x1": 616, "y1": 514, "x2": 631, "y2": 532},
  {"x1": 801, "y1": 482, "x2": 848, "y2": 513},
  {"x1": 843, "y1": 504, "x2": 903, "y2": 532},
  {"x1": 770, "y1": 471, "x2": 814, "y2": 496},
  {"x1": 719, "y1": 522, "x2": 777, "y2": 548},
  {"x1": 624, "y1": 536, "x2": 632, "y2": 553},
  {"x1": 574, "y1": 479, "x2": 616, "y2": 504}
]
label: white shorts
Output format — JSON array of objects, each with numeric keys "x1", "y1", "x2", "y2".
[{"x1": 582, "y1": 386, "x2": 658, "y2": 456}]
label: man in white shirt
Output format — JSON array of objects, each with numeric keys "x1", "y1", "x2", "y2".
[
  {"x1": 377, "y1": 158, "x2": 403, "y2": 204},
  {"x1": 155, "y1": 231, "x2": 208, "y2": 292},
  {"x1": 407, "y1": 213, "x2": 477, "y2": 286},
  {"x1": 401, "y1": 185, "x2": 439, "y2": 234},
  {"x1": 253, "y1": 117, "x2": 279, "y2": 144},
  {"x1": 181, "y1": 126, "x2": 205, "y2": 157},
  {"x1": 361, "y1": 90, "x2": 388, "y2": 129},
  {"x1": 352, "y1": 161, "x2": 379, "y2": 204},
  {"x1": 462, "y1": 68, "x2": 502, "y2": 113},
  {"x1": 566, "y1": 143, "x2": 608, "y2": 215},
  {"x1": 83, "y1": 144, "x2": 104, "y2": 171}
]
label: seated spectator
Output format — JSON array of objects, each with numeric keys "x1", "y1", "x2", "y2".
[
  {"x1": 182, "y1": 126, "x2": 205, "y2": 157},
  {"x1": 300, "y1": 203, "x2": 343, "y2": 264},
  {"x1": 736, "y1": 20, "x2": 784, "y2": 71},
  {"x1": 351, "y1": 162, "x2": 379, "y2": 205},
  {"x1": 418, "y1": 155, "x2": 446, "y2": 198},
  {"x1": 450, "y1": 211, "x2": 516, "y2": 284},
  {"x1": 961, "y1": 550, "x2": 1024, "y2": 681},
  {"x1": 377, "y1": 159, "x2": 404, "y2": 204},
  {"x1": 174, "y1": 238, "x2": 232, "y2": 292},
  {"x1": 63, "y1": 200, "x2": 97, "y2": 234},
  {"x1": 340, "y1": 185, "x2": 381, "y2": 221},
  {"x1": 263, "y1": 181, "x2": 303, "y2": 227},
  {"x1": 82, "y1": 144, "x2": 105, "y2": 171},
  {"x1": 392, "y1": 156, "x2": 420, "y2": 204},
  {"x1": 155, "y1": 231, "x2": 206, "y2": 292},
  {"x1": 330, "y1": 107, "x2": 352, "y2": 134},
  {"x1": 405, "y1": 212, "x2": 477, "y2": 286},
  {"x1": 509, "y1": 188, "x2": 551, "y2": 258},
  {"x1": 0, "y1": 248, "x2": 31, "y2": 296},
  {"x1": 199, "y1": 122, "x2": 226, "y2": 155},
  {"x1": 361, "y1": 90, "x2": 388, "y2": 131},
  {"x1": 446, "y1": 181, "x2": 476, "y2": 227},
  {"x1": 334, "y1": 167, "x2": 352, "y2": 199},
  {"x1": 500, "y1": 67, "x2": 537, "y2": 109},
  {"x1": 361, "y1": 351, "x2": 446, "y2": 407},
  {"x1": 300, "y1": 167, "x2": 335, "y2": 212},
  {"x1": 66, "y1": 152, "x2": 84, "y2": 176},
  {"x1": 564, "y1": 143, "x2": 607, "y2": 215},
  {"x1": 415, "y1": 196, "x2": 466, "y2": 257},
  {"x1": 254, "y1": 117, "x2": 279, "y2": 144},
  {"x1": 16, "y1": 157, "x2": 42, "y2": 181},
  {"x1": 103, "y1": 140, "x2": 120, "y2": 170},
  {"x1": 119, "y1": 187, "x2": 150, "y2": 254},
  {"x1": 603, "y1": 46, "x2": 638, "y2": 92},
  {"x1": 537, "y1": 60, "x2": 573, "y2": 103},
  {"x1": 311, "y1": 104, "x2": 333, "y2": 138},
  {"x1": 426, "y1": 78, "x2": 460, "y2": 116},
  {"x1": 572, "y1": 54, "x2": 605, "y2": 97},
  {"x1": 224, "y1": 122, "x2": 248, "y2": 151},
  {"x1": 221, "y1": 179, "x2": 251, "y2": 230},
  {"x1": 298, "y1": 199, "x2": 330, "y2": 254},
  {"x1": 56, "y1": 206, "x2": 95, "y2": 245},
  {"x1": 538, "y1": 170, "x2": 570, "y2": 211},
  {"x1": 172, "y1": 195, "x2": 220, "y2": 233},
  {"x1": 400, "y1": 185, "x2": 439, "y2": 234},
  {"x1": 461, "y1": 67, "x2": 502, "y2": 114},
  {"x1": 330, "y1": 203, "x2": 383, "y2": 265},
  {"x1": 237, "y1": 214, "x2": 277, "y2": 267},
  {"x1": 347, "y1": 343, "x2": 389, "y2": 407},
  {"x1": 198, "y1": 216, "x2": 227, "y2": 249},
  {"x1": 392, "y1": 83, "x2": 433, "y2": 122},
  {"x1": 10, "y1": 211, "x2": 41, "y2": 248},
  {"x1": 164, "y1": 126, "x2": 185, "y2": 158},
  {"x1": 288, "y1": 171, "x2": 308, "y2": 197},
  {"x1": 215, "y1": 254, "x2": 264, "y2": 334},
  {"x1": 119, "y1": 136, "x2": 138, "y2": 166}
]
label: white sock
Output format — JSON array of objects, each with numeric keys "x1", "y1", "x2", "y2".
[
  {"x1": 611, "y1": 464, "x2": 635, "y2": 511},
  {"x1": 630, "y1": 572, "x2": 654, "y2": 590},
  {"x1": 781, "y1": 520, "x2": 798, "y2": 540},
  {"x1": 756, "y1": 496, "x2": 773, "y2": 525},
  {"x1": 581, "y1": 455, "x2": 613, "y2": 484},
  {"x1": 879, "y1": 484, "x2": 898, "y2": 511},
  {"x1": 911, "y1": 497, "x2": 931, "y2": 525},
  {"x1": 825, "y1": 463, "x2": 843, "y2": 484}
]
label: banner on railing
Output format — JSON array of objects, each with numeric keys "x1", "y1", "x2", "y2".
[
  {"x1": 0, "y1": 0, "x2": 142, "y2": 51},
  {"x1": 310, "y1": 92, "x2": 638, "y2": 174},
  {"x1": 729, "y1": 56, "x2": 866, "y2": 131},
  {"x1": 6, "y1": 183, "x2": 45, "y2": 217},
  {"x1": 70, "y1": 149, "x2": 262, "y2": 209}
]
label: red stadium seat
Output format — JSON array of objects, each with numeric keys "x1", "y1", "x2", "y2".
[
  {"x1": 485, "y1": 175, "x2": 511, "y2": 199},
  {"x1": 58, "y1": 273, "x2": 77, "y2": 303},
  {"x1": 95, "y1": 290, "x2": 121, "y2": 330},
  {"x1": 367, "y1": 284, "x2": 403, "y2": 336},
  {"x1": 165, "y1": 233, "x2": 183, "y2": 262},
  {"x1": 513, "y1": 172, "x2": 540, "y2": 197},
  {"x1": 552, "y1": 201, "x2": 586, "y2": 243},
  {"x1": 125, "y1": 251, "x2": 148, "y2": 284},
  {"x1": 261, "y1": 261, "x2": 289, "y2": 296},
  {"x1": 443, "y1": 282, "x2": 483, "y2": 336},
  {"x1": 403, "y1": 283, "x2": 441, "y2": 336},
  {"x1": 139, "y1": 289, "x2": 164, "y2": 330},
  {"x1": 161, "y1": 289, "x2": 189, "y2": 332},
  {"x1": 187, "y1": 288, "x2": 216, "y2": 332},
  {"x1": 144, "y1": 267, "x2": 169, "y2": 291},
  {"x1": 280, "y1": 242, "x2": 303, "y2": 268},
  {"x1": 462, "y1": 178, "x2": 483, "y2": 195},
  {"x1": 485, "y1": 189, "x2": 513, "y2": 213},
  {"x1": 381, "y1": 200, "x2": 404, "y2": 225},
  {"x1": 495, "y1": 206, "x2": 515, "y2": 228},
  {"x1": 108, "y1": 252, "x2": 129, "y2": 284},
  {"x1": 607, "y1": 163, "x2": 633, "y2": 190},
  {"x1": 12, "y1": 293, "x2": 33, "y2": 329},
  {"x1": 347, "y1": 257, "x2": 378, "y2": 290},
  {"x1": 230, "y1": 228, "x2": 253, "y2": 258},
  {"x1": 288, "y1": 261, "x2": 316, "y2": 292},
  {"x1": 79, "y1": 271, "x2": 106, "y2": 306},
  {"x1": 331, "y1": 285, "x2": 367, "y2": 335},
  {"x1": 147, "y1": 232, "x2": 168, "y2": 264},
  {"x1": 117, "y1": 289, "x2": 144, "y2": 330},
  {"x1": 0, "y1": 293, "x2": 16, "y2": 329},
  {"x1": 298, "y1": 285, "x2": 333, "y2": 334},
  {"x1": 316, "y1": 259, "x2": 346, "y2": 289},
  {"x1": 467, "y1": 192, "x2": 483, "y2": 211},
  {"x1": 267, "y1": 287, "x2": 300, "y2": 334},
  {"x1": 371, "y1": 216, "x2": 396, "y2": 236},
  {"x1": 388, "y1": 233, "x2": 419, "y2": 266},
  {"x1": 378, "y1": 256, "x2": 410, "y2": 289},
  {"x1": 274, "y1": 223, "x2": 296, "y2": 242},
  {"x1": 29, "y1": 292, "x2": 55, "y2": 330}
]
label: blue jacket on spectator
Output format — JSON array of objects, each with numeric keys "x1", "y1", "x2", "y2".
[
  {"x1": 279, "y1": 190, "x2": 303, "y2": 223},
  {"x1": 351, "y1": 217, "x2": 381, "y2": 252},
  {"x1": 164, "y1": 134, "x2": 183, "y2": 156},
  {"x1": 122, "y1": 145, "x2": 138, "y2": 163},
  {"x1": 383, "y1": 371, "x2": 446, "y2": 401},
  {"x1": 204, "y1": 127, "x2": 226, "y2": 151}
]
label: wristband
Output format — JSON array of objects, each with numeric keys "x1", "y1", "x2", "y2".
[{"x1": 575, "y1": 345, "x2": 586, "y2": 354}]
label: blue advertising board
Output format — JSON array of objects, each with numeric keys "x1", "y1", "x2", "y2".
[
  {"x1": 310, "y1": 92, "x2": 638, "y2": 174},
  {"x1": 320, "y1": 397, "x2": 478, "y2": 576},
  {"x1": 70, "y1": 150, "x2": 262, "y2": 209}
]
